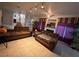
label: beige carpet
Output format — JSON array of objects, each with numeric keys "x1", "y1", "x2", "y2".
[{"x1": 0, "y1": 37, "x2": 58, "y2": 57}]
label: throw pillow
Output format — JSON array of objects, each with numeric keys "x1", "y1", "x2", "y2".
[{"x1": 0, "y1": 28, "x2": 7, "y2": 33}]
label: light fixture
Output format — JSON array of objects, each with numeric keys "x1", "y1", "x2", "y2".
[
  {"x1": 29, "y1": 2, "x2": 45, "y2": 13},
  {"x1": 41, "y1": 6, "x2": 44, "y2": 9},
  {"x1": 41, "y1": 2, "x2": 44, "y2": 9}
]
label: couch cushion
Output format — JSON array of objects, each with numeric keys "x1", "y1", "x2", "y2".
[
  {"x1": 14, "y1": 27, "x2": 30, "y2": 31},
  {"x1": 37, "y1": 34, "x2": 57, "y2": 43},
  {"x1": 0, "y1": 31, "x2": 30, "y2": 37},
  {"x1": 38, "y1": 34, "x2": 52, "y2": 40},
  {"x1": 15, "y1": 31, "x2": 30, "y2": 36}
]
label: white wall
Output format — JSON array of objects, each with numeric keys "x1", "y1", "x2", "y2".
[
  {"x1": 13, "y1": 12, "x2": 35, "y2": 31},
  {"x1": 13, "y1": 12, "x2": 26, "y2": 27},
  {"x1": 25, "y1": 16, "x2": 33, "y2": 31},
  {"x1": 2, "y1": 9, "x2": 13, "y2": 25},
  {"x1": 20, "y1": 14, "x2": 26, "y2": 27},
  {"x1": 2, "y1": 9, "x2": 14, "y2": 29}
]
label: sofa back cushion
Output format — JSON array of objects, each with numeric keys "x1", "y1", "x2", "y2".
[
  {"x1": 14, "y1": 27, "x2": 30, "y2": 32},
  {"x1": 44, "y1": 30, "x2": 53, "y2": 37}
]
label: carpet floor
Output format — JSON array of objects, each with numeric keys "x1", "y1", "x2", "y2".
[{"x1": 0, "y1": 36, "x2": 58, "y2": 57}]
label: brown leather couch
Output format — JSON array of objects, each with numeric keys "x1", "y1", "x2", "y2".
[
  {"x1": 0, "y1": 27, "x2": 31, "y2": 42},
  {"x1": 35, "y1": 31, "x2": 58, "y2": 51}
]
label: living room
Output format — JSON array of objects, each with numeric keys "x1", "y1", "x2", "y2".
[{"x1": 0, "y1": 2, "x2": 79, "y2": 57}]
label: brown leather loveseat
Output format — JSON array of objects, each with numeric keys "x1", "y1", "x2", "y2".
[
  {"x1": 0, "y1": 27, "x2": 31, "y2": 42},
  {"x1": 35, "y1": 31, "x2": 58, "y2": 51}
]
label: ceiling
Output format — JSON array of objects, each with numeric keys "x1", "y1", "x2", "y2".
[{"x1": 0, "y1": 2, "x2": 79, "y2": 17}]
